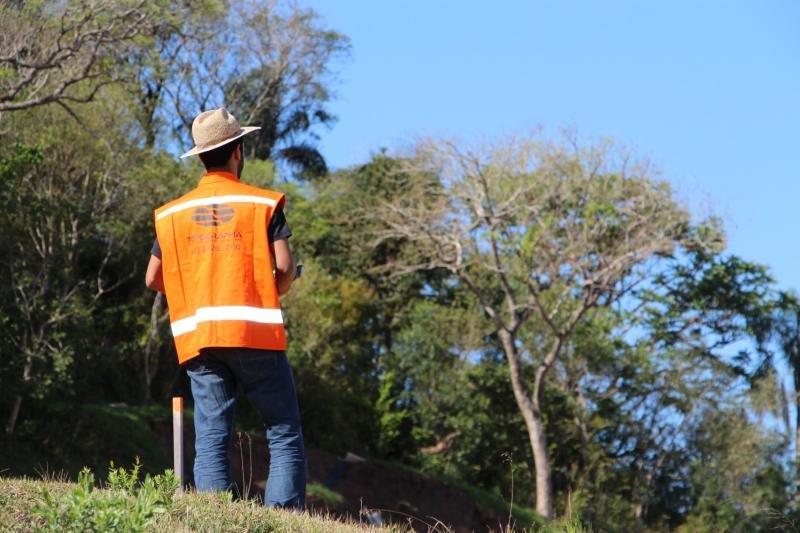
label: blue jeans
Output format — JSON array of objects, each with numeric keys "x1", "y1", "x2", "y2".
[{"x1": 185, "y1": 348, "x2": 306, "y2": 508}]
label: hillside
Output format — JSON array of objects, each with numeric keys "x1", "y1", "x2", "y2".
[
  {"x1": 0, "y1": 404, "x2": 588, "y2": 532},
  {"x1": 0, "y1": 404, "x2": 526, "y2": 531},
  {"x1": 156, "y1": 411, "x2": 538, "y2": 531},
  {"x1": 0, "y1": 475, "x2": 591, "y2": 532}
]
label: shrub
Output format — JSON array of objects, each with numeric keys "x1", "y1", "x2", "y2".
[{"x1": 34, "y1": 460, "x2": 178, "y2": 532}]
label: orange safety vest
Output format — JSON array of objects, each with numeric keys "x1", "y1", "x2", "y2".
[{"x1": 154, "y1": 171, "x2": 287, "y2": 364}]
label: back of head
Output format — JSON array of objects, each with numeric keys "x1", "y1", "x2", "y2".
[{"x1": 198, "y1": 139, "x2": 243, "y2": 170}]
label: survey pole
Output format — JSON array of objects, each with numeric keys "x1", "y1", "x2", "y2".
[{"x1": 172, "y1": 396, "x2": 184, "y2": 493}]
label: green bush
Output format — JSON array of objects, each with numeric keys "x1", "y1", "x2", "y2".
[
  {"x1": 307, "y1": 482, "x2": 345, "y2": 507},
  {"x1": 34, "y1": 460, "x2": 178, "y2": 532}
]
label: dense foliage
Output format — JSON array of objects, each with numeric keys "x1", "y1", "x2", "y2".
[{"x1": 1, "y1": 1, "x2": 799, "y2": 530}]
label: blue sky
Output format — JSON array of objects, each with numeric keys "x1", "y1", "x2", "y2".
[{"x1": 304, "y1": 0, "x2": 799, "y2": 291}]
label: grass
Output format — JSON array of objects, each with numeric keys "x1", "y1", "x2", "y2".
[
  {"x1": 453, "y1": 478, "x2": 541, "y2": 529},
  {"x1": 0, "y1": 475, "x2": 396, "y2": 533},
  {"x1": 307, "y1": 482, "x2": 345, "y2": 506}
]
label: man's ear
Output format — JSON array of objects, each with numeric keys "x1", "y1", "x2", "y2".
[{"x1": 229, "y1": 143, "x2": 243, "y2": 166}]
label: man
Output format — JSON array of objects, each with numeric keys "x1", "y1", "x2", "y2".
[{"x1": 145, "y1": 108, "x2": 306, "y2": 509}]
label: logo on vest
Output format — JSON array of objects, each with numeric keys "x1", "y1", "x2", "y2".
[{"x1": 192, "y1": 204, "x2": 235, "y2": 227}]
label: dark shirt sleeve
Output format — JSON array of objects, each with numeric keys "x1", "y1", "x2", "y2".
[
  {"x1": 151, "y1": 238, "x2": 161, "y2": 259},
  {"x1": 150, "y1": 207, "x2": 291, "y2": 258},
  {"x1": 269, "y1": 207, "x2": 292, "y2": 241}
]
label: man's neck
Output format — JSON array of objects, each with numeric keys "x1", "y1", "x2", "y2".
[{"x1": 205, "y1": 166, "x2": 239, "y2": 179}]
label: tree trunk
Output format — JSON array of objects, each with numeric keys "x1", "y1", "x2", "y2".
[
  {"x1": 632, "y1": 462, "x2": 645, "y2": 533},
  {"x1": 499, "y1": 330, "x2": 555, "y2": 519},
  {"x1": 528, "y1": 409, "x2": 555, "y2": 518},
  {"x1": 6, "y1": 350, "x2": 35, "y2": 436},
  {"x1": 794, "y1": 370, "x2": 800, "y2": 508},
  {"x1": 632, "y1": 457, "x2": 652, "y2": 533},
  {"x1": 142, "y1": 292, "x2": 165, "y2": 402},
  {"x1": 5, "y1": 395, "x2": 22, "y2": 436},
  {"x1": 634, "y1": 502, "x2": 645, "y2": 533}
]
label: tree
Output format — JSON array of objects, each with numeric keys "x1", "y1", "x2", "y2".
[
  {"x1": 0, "y1": 80, "x2": 198, "y2": 432},
  {"x1": 772, "y1": 291, "x2": 800, "y2": 506},
  {"x1": 124, "y1": 1, "x2": 224, "y2": 149},
  {"x1": 283, "y1": 155, "x2": 451, "y2": 455},
  {"x1": 0, "y1": 0, "x2": 163, "y2": 117},
  {"x1": 162, "y1": 0, "x2": 350, "y2": 177},
  {"x1": 681, "y1": 385, "x2": 790, "y2": 532},
  {"x1": 281, "y1": 258, "x2": 379, "y2": 453},
  {"x1": 370, "y1": 134, "x2": 708, "y2": 518},
  {"x1": 0, "y1": 125, "x2": 130, "y2": 434},
  {"x1": 610, "y1": 252, "x2": 781, "y2": 527}
]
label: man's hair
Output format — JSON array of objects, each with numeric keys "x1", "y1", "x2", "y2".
[{"x1": 198, "y1": 139, "x2": 243, "y2": 169}]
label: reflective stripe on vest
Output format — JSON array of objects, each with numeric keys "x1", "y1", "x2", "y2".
[
  {"x1": 171, "y1": 305, "x2": 284, "y2": 337},
  {"x1": 155, "y1": 195, "x2": 277, "y2": 221}
]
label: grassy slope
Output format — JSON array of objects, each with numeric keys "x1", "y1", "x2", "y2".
[
  {"x1": 0, "y1": 477, "x2": 394, "y2": 533},
  {"x1": 0, "y1": 476, "x2": 589, "y2": 532},
  {"x1": 1, "y1": 405, "x2": 588, "y2": 531}
]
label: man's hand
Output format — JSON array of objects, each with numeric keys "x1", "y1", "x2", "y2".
[
  {"x1": 145, "y1": 255, "x2": 165, "y2": 293},
  {"x1": 272, "y1": 239, "x2": 296, "y2": 296}
]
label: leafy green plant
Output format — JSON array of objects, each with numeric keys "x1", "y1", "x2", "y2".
[
  {"x1": 34, "y1": 461, "x2": 178, "y2": 532},
  {"x1": 307, "y1": 482, "x2": 345, "y2": 507},
  {"x1": 534, "y1": 514, "x2": 591, "y2": 533},
  {"x1": 106, "y1": 459, "x2": 143, "y2": 493}
]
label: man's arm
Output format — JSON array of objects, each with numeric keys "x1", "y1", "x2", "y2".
[
  {"x1": 273, "y1": 239, "x2": 296, "y2": 296},
  {"x1": 145, "y1": 254, "x2": 165, "y2": 293}
]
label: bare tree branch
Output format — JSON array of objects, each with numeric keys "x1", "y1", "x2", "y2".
[{"x1": 0, "y1": 1, "x2": 161, "y2": 114}]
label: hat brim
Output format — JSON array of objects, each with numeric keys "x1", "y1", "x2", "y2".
[{"x1": 179, "y1": 126, "x2": 261, "y2": 159}]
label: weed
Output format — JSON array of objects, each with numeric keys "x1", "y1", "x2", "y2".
[
  {"x1": 308, "y1": 482, "x2": 345, "y2": 506},
  {"x1": 33, "y1": 461, "x2": 178, "y2": 532}
]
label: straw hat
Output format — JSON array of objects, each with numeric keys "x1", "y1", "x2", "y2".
[{"x1": 180, "y1": 108, "x2": 261, "y2": 159}]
